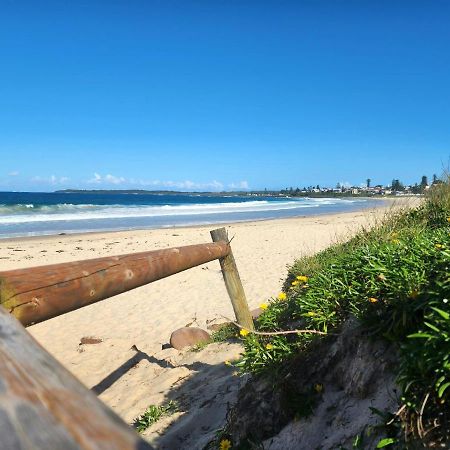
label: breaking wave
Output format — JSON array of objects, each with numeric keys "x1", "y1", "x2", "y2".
[{"x1": 0, "y1": 199, "x2": 362, "y2": 224}]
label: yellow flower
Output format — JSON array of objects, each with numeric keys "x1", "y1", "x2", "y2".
[
  {"x1": 392, "y1": 239, "x2": 400, "y2": 245},
  {"x1": 304, "y1": 311, "x2": 316, "y2": 317},
  {"x1": 447, "y1": 217, "x2": 450, "y2": 223},
  {"x1": 277, "y1": 292, "x2": 287, "y2": 301},
  {"x1": 259, "y1": 303, "x2": 268, "y2": 310},
  {"x1": 224, "y1": 360, "x2": 232, "y2": 366},
  {"x1": 314, "y1": 383, "x2": 323, "y2": 393},
  {"x1": 240, "y1": 329, "x2": 249, "y2": 337},
  {"x1": 265, "y1": 343, "x2": 274, "y2": 350},
  {"x1": 369, "y1": 297, "x2": 378, "y2": 303},
  {"x1": 291, "y1": 280, "x2": 299, "y2": 286},
  {"x1": 436, "y1": 244, "x2": 443, "y2": 249},
  {"x1": 296, "y1": 275, "x2": 308, "y2": 283},
  {"x1": 219, "y1": 439, "x2": 232, "y2": 450}
]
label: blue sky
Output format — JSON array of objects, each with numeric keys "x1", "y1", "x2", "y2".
[{"x1": 0, "y1": 0, "x2": 449, "y2": 192}]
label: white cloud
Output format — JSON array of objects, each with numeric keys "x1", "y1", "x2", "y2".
[
  {"x1": 85, "y1": 174, "x2": 248, "y2": 192},
  {"x1": 228, "y1": 181, "x2": 249, "y2": 190},
  {"x1": 208, "y1": 180, "x2": 225, "y2": 190},
  {"x1": 173, "y1": 180, "x2": 223, "y2": 191},
  {"x1": 8, "y1": 171, "x2": 19, "y2": 176},
  {"x1": 138, "y1": 179, "x2": 224, "y2": 191},
  {"x1": 88, "y1": 173, "x2": 102, "y2": 184},
  {"x1": 31, "y1": 175, "x2": 70, "y2": 185},
  {"x1": 105, "y1": 174, "x2": 126, "y2": 185},
  {"x1": 88, "y1": 173, "x2": 126, "y2": 185}
]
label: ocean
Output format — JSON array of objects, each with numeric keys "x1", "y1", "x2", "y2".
[{"x1": 0, "y1": 191, "x2": 382, "y2": 239}]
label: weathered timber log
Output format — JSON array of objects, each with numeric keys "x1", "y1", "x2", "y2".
[
  {"x1": 0, "y1": 307, "x2": 153, "y2": 450},
  {"x1": 0, "y1": 242, "x2": 229, "y2": 327},
  {"x1": 210, "y1": 228, "x2": 254, "y2": 330}
]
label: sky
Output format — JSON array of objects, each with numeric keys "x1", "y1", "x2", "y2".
[{"x1": 0, "y1": 0, "x2": 449, "y2": 192}]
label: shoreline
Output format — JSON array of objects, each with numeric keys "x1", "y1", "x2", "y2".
[
  {"x1": 0, "y1": 196, "x2": 391, "y2": 242},
  {"x1": 0, "y1": 212, "x2": 349, "y2": 244},
  {"x1": 0, "y1": 196, "x2": 400, "y2": 244}
]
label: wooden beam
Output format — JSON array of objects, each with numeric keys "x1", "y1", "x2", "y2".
[
  {"x1": 0, "y1": 242, "x2": 229, "y2": 327},
  {"x1": 0, "y1": 307, "x2": 153, "y2": 449},
  {"x1": 210, "y1": 228, "x2": 254, "y2": 331}
]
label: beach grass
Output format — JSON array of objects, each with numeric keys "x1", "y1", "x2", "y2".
[{"x1": 132, "y1": 401, "x2": 178, "y2": 433}]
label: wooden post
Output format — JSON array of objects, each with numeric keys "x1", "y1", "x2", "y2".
[
  {"x1": 0, "y1": 307, "x2": 153, "y2": 450},
  {"x1": 210, "y1": 228, "x2": 254, "y2": 331}
]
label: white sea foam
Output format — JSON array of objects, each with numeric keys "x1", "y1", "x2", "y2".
[{"x1": 0, "y1": 198, "x2": 363, "y2": 225}]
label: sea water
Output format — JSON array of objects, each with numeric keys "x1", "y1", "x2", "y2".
[{"x1": 0, "y1": 191, "x2": 382, "y2": 239}]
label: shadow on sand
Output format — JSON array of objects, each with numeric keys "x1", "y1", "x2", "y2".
[
  {"x1": 91, "y1": 346, "x2": 175, "y2": 395},
  {"x1": 91, "y1": 342, "x2": 244, "y2": 449},
  {"x1": 147, "y1": 344, "x2": 246, "y2": 449}
]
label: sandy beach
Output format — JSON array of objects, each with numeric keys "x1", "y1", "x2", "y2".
[{"x1": 0, "y1": 202, "x2": 407, "y2": 447}]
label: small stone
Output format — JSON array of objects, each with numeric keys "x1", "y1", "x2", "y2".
[
  {"x1": 170, "y1": 327, "x2": 211, "y2": 350},
  {"x1": 79, "y1": 336, "x2": 103, "y2": 345}
]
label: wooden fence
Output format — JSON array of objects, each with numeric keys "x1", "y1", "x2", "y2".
[{"x1": 0, "y1": 227, "x2": 253, "y2": 449}]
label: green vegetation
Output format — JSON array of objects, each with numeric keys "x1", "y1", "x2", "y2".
[
  {"x1": 133, "y1": 401, "x2": 178, "y2": 433},
  {"x1": 211, "y1": 323, "x2": 239, "y2": 342},
  {"x1": 190, "y1": 340, "x2": 211, "y2": 352},
  {"x1": 237, "y1": 180, "x2": 450, "y2": 447}
]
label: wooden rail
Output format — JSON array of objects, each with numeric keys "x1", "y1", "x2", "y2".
[
  {"x1": 0, "y1": 241, "x2": 230, "y2": 327},
  {"x1": 0, "y1": 228, "x2": 253, "y2": 448},
  {"x1": 0, "y1": 306, "x2": 152, "y2": 449}
]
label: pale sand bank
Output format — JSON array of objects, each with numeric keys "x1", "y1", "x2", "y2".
[{"x1": 0, "y1": 201, "x2": 412, "y2": 447}]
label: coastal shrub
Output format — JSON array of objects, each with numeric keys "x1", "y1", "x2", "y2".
[
  {"x1": 240, "y1": 226, "x2": 449, "y2": 372},
  {"x1": 396, "y1": 243, "x2": 450, "y2": 445},
  {"x1": 419, "y1": 175, "x2": 450, "y2": 228},
  {"x1": 237, "y1": 183, "x2": 450, "y2": 446}
]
